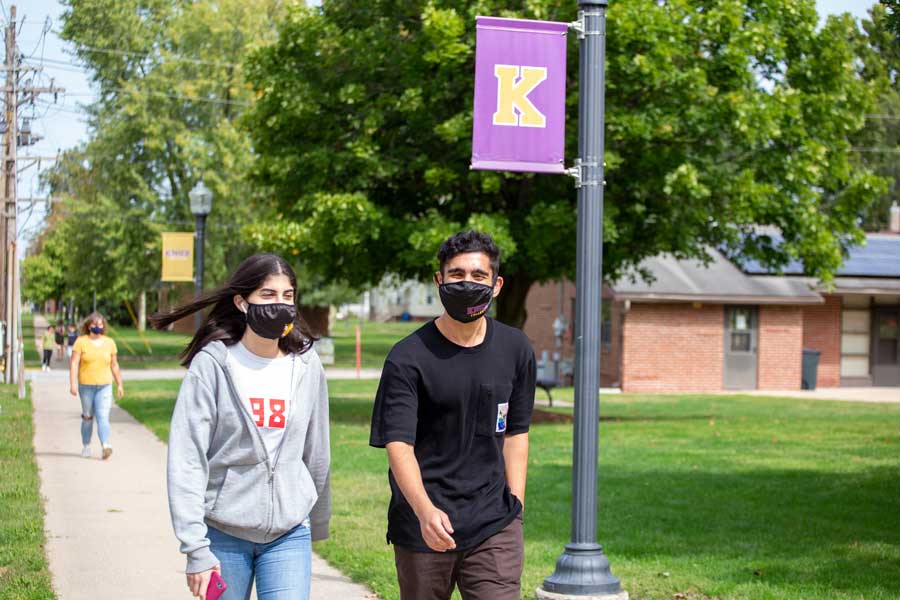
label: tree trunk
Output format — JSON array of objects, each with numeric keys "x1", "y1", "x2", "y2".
[
  {"x1": 137, "y1": 291, "x2": 147, "y2": 332},
  {"x1": 299, "y1": 305, "x2": 331, "y2": 337},
  {"x1": 495, "y1": 270, "x2": 534, "y2": 329}
]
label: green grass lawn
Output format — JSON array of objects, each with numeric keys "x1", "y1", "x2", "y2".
[
  {"x1": 329, "y1": 320, "x2": 420, "y2": 369},
  {"x1": 22, "y1": 313, "x2": 40, "y2": 367},
  {"x1": 0, "y1": 384, "x2": 55, "y2": 599},
  {"x1": 119, "y1": 378, "x2": 900, "y2": 599},
  {"x1": 101, "y1": 323, "x2": 192, "y2": 369},
  {"x1": 26, "y1": 316, "x2": 417, "y2": 371}
]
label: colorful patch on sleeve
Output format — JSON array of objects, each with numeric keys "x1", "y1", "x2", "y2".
[{"x1": 496, "y1": 402, "x2": 509, "y2": 433}]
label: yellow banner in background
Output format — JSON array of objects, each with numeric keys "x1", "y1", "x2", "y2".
[{"x1": 161, "y1": 232, "x2": 195, "y2": 282}]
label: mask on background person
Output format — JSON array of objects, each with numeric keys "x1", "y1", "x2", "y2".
[
  {"x1": 437, "y1": 280, "x2": 495, "y2": 324},
  {"x1": 241, "y1": 301, "x2": 297, "y2": 339}
]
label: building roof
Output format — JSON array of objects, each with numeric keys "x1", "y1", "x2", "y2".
[
  {"x1": 739, "y1": 233, "x2": 900, "y2": 278},
  {"x1": 826, "y1": 277, "x2": 900, "y2": 295},
  {"x1": 611, "y1": 249, "x2": 823, "y2": 304}
]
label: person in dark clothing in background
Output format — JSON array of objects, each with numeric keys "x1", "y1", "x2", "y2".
[
  {"x1": 65, "y1": 323, "x2": 78, "y2": 361},
  {"x1": 54, "y1": 320, "x2": 66, "y2": 361}
]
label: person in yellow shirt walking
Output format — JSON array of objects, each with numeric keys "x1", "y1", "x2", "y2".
[
  {"x1": 40, "y1": 325, "x2": 56, "y2": 371},
  {"x1": 70, "y1": 312, "x2": 124, "y2": 459}
]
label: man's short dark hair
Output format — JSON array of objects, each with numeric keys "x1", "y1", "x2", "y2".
[{"x1": 437, "y1": 231, "x2": 501, "y2": 278}]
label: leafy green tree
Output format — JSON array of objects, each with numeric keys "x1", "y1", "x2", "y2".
[
  {"x1": 855, "y1": 4, "x2": 900, "y2": 230},
  {"x1": 21, "y1": 194, "x2": 159, "y2": 312},
  {"x1": 880, "y1": 0, "x2": 900, "y2": 38},
  {"x1": 244, "y1": 0, "x2": 886, "y2": 327},
  {"x1": 21, "y1": 253, "x2": 65, "y2": 308},
  {"x1": 37, "y1": 0, "x2": 286, "y2": 307}
]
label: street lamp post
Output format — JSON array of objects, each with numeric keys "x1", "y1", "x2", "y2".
[
  {"x1": 189, "y1": 180, "x2": 213, "y2": 331},
  {"x1": 538, "y1": 1, "x2": 624, "y2": 598}
]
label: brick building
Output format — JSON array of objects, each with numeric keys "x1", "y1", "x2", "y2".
[{"x1": 523, "y1": 234, "x2": 900, "y2": 393}]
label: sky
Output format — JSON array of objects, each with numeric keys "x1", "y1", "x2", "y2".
[{"x1": 10, "y1": 0, "x2": 881, "y2": 250}]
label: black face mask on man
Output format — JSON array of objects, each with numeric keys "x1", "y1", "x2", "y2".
[
  {"x1": 241, "y1": 301, "x2": 297, "y2": 339},
  {"x1": 436, "y1": 278, "x2": 495, "y2": 324}
]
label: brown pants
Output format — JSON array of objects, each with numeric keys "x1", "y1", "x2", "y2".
[{"x1": 393, "y1": 515, "x2": 524, "y2": 600}]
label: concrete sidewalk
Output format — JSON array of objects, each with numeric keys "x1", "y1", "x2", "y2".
[
  {"x1": 31, "y1": 362, "x2": 376, "y2": 598},
  {"x1": 744, "y1": 386, "x2": 900, "y2": 403}
]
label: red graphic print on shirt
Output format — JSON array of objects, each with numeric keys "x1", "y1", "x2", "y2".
[{"x1": 249, "y1": 398, "x2": 287, "y2": 429}]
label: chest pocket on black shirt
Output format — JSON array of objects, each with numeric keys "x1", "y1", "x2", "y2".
[{"x1": 476, "y1": 383, "x2": 513, "y2": 437}]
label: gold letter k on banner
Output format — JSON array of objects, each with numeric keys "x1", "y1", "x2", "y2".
[{"x1": 492, "y1": 64, "x2": 548, "y2": 128}]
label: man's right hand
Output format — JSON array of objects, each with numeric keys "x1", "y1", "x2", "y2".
[
  {"x1": 186, "y1": 565, "x2": 221, "y2": 599},
  {"x1": 417, "y1": 505, "x2": 456, "y2": 552}
]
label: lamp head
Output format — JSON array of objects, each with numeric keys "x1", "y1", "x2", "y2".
[{"x1": 189, "y1": 180, "x2": 213, "y2": 216}]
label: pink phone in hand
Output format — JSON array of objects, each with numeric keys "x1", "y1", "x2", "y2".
[{"x1": 206, "y1": 571, "x2": 227, "y2": 600}]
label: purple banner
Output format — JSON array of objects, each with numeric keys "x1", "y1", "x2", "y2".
[{"x1": 471, "y1": 16, "x2": 568, "y2": 174}]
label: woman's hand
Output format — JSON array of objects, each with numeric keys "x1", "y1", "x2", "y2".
[
  {"x1": 70, "y1": 385, "x2": 78, "y2": 397},
  {"x1": 186, "y1": 565, "x2": 221, "y2": 599},
  {"x1": 116, "y1": 384, "x2": 124, "y2": 399}
]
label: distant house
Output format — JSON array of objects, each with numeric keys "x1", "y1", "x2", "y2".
[
  {"x1": 524, "y1": 233, "x2": 900, "y2": 392},
  {"x1": 370, "y1": 279, "x2": 442, "y2": 321},
  {"x1": 345, "y1": 278, "x2": 442, "y2": 322}
]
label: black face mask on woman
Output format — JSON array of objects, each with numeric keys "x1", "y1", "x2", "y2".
[
  {"x1": 242, "y1": 301, "x2": 297, "y2": 339},
  {"x1": 437, "y1": 280, "x2": 495, "y2": 324}
]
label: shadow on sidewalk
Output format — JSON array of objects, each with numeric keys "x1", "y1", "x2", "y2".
[{"x1": 35, "y1": 451, "x2": 87, "y2": 460}]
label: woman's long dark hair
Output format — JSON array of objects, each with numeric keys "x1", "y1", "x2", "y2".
[{"x1": 150, "y1": 254, "x2": 316, "y2": 366}]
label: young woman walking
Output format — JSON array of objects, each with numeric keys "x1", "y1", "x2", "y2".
[
  {"x1": 70, "y1": 313, "x2": 124, "y2": 459},
  {"x1": 41, "y1": 325, "x2": 55, "y2": 371},
  {"x1": 151, "y1": 254, "x2": 331, "y2": 600}
]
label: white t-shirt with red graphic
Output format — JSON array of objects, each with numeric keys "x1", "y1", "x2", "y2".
[{"x1": 226, "y1": 342, "x2": 296, "y2": 460}]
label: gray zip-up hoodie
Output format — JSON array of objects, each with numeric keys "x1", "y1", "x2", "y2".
[{"x1": 167, "y1": 340, "x2": 331, "y2": 574}]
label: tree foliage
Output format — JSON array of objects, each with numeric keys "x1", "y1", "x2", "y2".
[
  {"x1": 854, "y1": 3, "x2": 900, "y2": 230},
  {"x1": 24, "y1": 0, "x2": 285, "y2": 310},
  {"x1": 244, "y1": 0, "x2": 886, "y2": 327}
]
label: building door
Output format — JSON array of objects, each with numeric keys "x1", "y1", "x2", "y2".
[
  {"x1": 724, "y1": 306, "x2": 758, "y2": 390},
  {"x1": 872, "y1": 307, "x2": 900, "y2": 386}
]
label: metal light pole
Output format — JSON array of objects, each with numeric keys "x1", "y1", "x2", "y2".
[
  {"x1": 189, "y1": 180, "x2": 213, "y2": 331},
  {"x1": 539, "y1": 1, "x2": 623, "y2": 597}
]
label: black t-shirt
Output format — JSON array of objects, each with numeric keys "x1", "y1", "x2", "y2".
[{"x1": 369, "y1": 317, "x2": 536, "y2": 552}]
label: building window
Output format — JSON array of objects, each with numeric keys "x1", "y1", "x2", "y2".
[
  {"x1": 730, "y1": 332, "x2": 751, "y2": 352},
  {"x1": 841, "y1": 296, "x2": 871, "y2": 379},
  {"x1": 727, "y1": 307, "x2": 753, "y2": 352}
]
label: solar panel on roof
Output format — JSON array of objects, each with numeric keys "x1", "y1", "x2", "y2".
[{"x1": 735, "y1": 235, "x2": 900, "y2": 278}]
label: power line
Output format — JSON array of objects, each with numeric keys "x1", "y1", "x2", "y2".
[
  {"x1": 39, "y1": 87, "x2": 253, "y2": 108},
  {"x1": 26, "y1": 60, "x2": 253, "y2": 108},
  {"x1": 27, "y1": 57, "x2": 246, "y2": 91},
  {"x1": 23, "y1": 15, "x2": 49, "y2": 60},
  {"x1": 56, "y1": 40, "x2": 243, "y2": 68}
]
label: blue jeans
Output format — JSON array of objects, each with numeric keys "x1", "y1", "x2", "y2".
[
  {"x1": 208, "y1": 523, "x2": 312, "y2": 600},
  {"x1": 79, "y1": 384, "x2": 112, "y2": 445}
]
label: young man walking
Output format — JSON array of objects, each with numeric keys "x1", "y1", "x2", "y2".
[{"x1": 370, "y1": 231, "x2": 536, "y2": 600}]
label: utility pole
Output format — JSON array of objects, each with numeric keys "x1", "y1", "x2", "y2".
[
  {"x1": 1, "y1": 5, "x2": 18, "y2": 384},
  {"x1": 1, "y1": 4, "x2": 63, "y2": 385}
]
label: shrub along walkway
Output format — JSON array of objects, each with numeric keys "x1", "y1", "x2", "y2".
[{"x1": 31, "y1": 371, "x2": 375, "y2": 600}]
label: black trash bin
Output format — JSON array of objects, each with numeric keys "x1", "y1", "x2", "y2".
[{"x1": 801, "y1": 349, "x2": 821, "y2": 390}]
